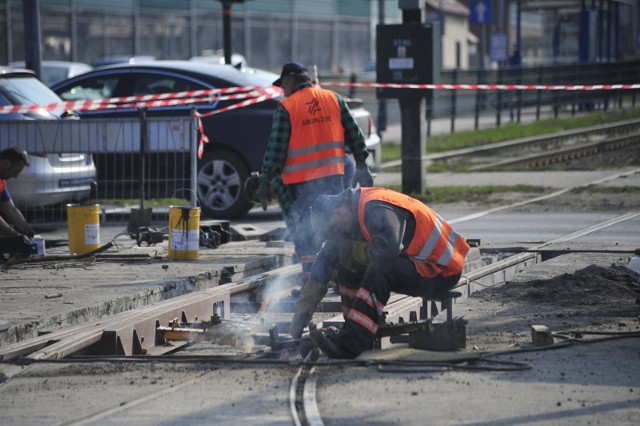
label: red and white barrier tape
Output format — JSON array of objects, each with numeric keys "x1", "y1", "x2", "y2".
[
  {"x1": 2, "y1": 79, "x2": 636, "y2": 158},
  {"x1": 2, "y1": 81, "x2": 638, "y2": 115},
  {"x1": 195, "y1": 86, "x2": 282, "y2": 158},
  {"x1": 0, "y1": 85, "x2": 279, "y2": 115},
  {"x1": 323, "y1": 82, "x2": 640, "y2": 91}
]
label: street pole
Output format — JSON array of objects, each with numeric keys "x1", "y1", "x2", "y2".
[
  {"x1": 399, "y1": 1, "x2": 425, "y2": 196},
  {"x1": 23, "y1": 0, "x2": 42, "y2": 80},
  {"x1": 377, "y1": 0, "x2": 387, "y2": 135}
]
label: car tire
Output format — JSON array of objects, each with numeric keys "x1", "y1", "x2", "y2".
[{"x1": 197, "y1": 150, "x2": 253, "y2": 219}]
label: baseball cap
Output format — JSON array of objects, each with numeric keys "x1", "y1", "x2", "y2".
[
  {"x1": 0, "y1": 147, "x2": 30, "y2": 166},
  {"x1": 273, "y1": 62, "x2": 308, "y2": 87}
]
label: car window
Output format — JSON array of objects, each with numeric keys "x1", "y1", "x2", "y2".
[
  {"x1": 42, "y1": 67, "x2": 70, "y2": 87},
  {"x1": 57, "y1": 76, "x2": 119, "y2": 100},
  {"x1": 133, "y1": 75, "x2": 206, "y2": 95}
]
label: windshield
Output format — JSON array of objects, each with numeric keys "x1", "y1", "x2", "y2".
[
  {"x1": 0, "y1": 75, "x2": 63, "y2": 105},
  {"x1": 0, "y1": 75, "x2": 65, "y2": 119}
]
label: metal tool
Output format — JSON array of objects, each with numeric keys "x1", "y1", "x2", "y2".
[{"x1": 133, "y1": 227, "x2": 164, "y2": 246}]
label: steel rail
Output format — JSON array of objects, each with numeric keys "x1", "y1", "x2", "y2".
[
  {"x1": 468, "y1": 131, "x2": 640, "y2": 171},
  {"x1": 0, "y1": 264, "x2": 302, "y2": 361},
  {"x1": 380, "y1": 118, "x2": 640, "y2": 169}
]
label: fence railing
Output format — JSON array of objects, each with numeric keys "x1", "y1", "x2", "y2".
[
  {"x1": 0, "y1": 117, "x2": 195, "y2": 225},
  {"x1": 328, "y1": 60, "x2": 640, "y2": 137}
]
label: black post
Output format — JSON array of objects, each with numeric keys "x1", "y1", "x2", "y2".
[
  {"x1": 377, "y1": 0, "x2": 387, "y2": 135},
  {"x1": 400, "y1": 97, "x2": 425, "y2": 196},
  {"x1": 399, "y1": 1, "x2": 425, "y2": 196},
  {"x1": 536, "y1": 66, "x2": 542, "y2": 121},
  {"x1": 23, "y1": 0, "x2": 42, "y2": 80},
  {"x1": 139, "y1": 108, "x2": 147, "y2": 210},
  {"x1": 221, "y1": 1, "x2": 233, "y2": 65},
  {"x1": 474, "y1": 68, "x2": 481, "y2": 130},
  {"x1": 450, "y1": 68, "x2": 457, "y2": 133},
  {"x1": 496, "y1": 68, "x2": 502, "y2": 128}
]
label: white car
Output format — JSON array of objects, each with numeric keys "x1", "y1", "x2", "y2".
[
  {"x1": 9, "y1": 60, "x2": 92, "y2": 87},
  {"x1": 0, "y1": 68, "x2": 96, "y2": 209}
]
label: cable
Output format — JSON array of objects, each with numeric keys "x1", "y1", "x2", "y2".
[
  {"x1": 377, "y1": 358, "x2": 532, "y2": 373},
  {"x1": 482, "y1": 330, "x2": 640, "y2": 358}
]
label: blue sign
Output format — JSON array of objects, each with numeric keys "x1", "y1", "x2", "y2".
[
  {"x1": 470, "y1": 0, "x2": 492, "y2": 25},
  {"x1": 490, "y1": 32, "x2": 508, "y2": 61}
]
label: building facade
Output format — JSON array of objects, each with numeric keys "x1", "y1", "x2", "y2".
[{"x1": 0, "y1": 0, "x2": 381, "y2": 74}]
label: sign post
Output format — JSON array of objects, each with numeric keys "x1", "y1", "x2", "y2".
[{"x1": 470, "y1": 0, "x2": 492, "y2": 69}]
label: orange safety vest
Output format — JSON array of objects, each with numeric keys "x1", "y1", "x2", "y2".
[
  {"x1": 280, "y1": 87, "x2": 345, "y2": 184},
  {"x1": 357, "y1": 187, "x2": 470, "y2": 278}
]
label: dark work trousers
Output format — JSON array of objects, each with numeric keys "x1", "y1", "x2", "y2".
[
  {"x1": 336, "y1": 255, "x2": 461, "y2": 356},
  {"x1": 290, "y1": 175, "x2": 344, "y2": 280}
]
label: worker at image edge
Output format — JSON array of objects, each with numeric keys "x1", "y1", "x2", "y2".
[{"x1": 0, "y1": 147, "x2": 36, "y2": 240}]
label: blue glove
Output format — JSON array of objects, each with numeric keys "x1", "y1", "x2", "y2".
[
  {"x1": 256, "y1": 173, "x2": 270, "y2": 211},
  {"x1": 354, "y1": 163, "x2": 373, "y2": 187}
]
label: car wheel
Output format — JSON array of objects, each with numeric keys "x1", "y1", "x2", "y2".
[{"x1": 197, "y1": 150, "x2": 253, "y2": 219}]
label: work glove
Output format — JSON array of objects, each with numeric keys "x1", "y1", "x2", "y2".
[
  {"x1": 289, "y1": 280, "x2": 328, "y2": 339},
  {"x1": 354, "y1": 162, "x2": 373, "y2": 187},
  {"x1": 256, "y1": 173, "x2": 271, "y2": 211}
]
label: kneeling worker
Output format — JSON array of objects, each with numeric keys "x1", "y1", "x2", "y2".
[
  {"x1": 290, "y1": 187, "x2": 470, "y2": 359},
  {"x1": 0, "y1": 147, "x2": 36, "y2": 239}
]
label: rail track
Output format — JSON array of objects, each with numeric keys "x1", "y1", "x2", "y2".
[{"x1": 381, "y1": 118, "x2": 640, "y2": 171}]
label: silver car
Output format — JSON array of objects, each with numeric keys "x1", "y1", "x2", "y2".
[
  {"x1": 9, "y1": 60, "x2": 92, "y2": 87},
  {"x1": 0, "y1": 68, "x2": 96, "y2": 209}
]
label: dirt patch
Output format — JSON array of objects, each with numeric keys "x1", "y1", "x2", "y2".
[
  {"x1": 464, "y1": 264, "x2": 640, "y2": 351},
  {"x1": 474, "y1": 265, "x2": 640, "y2": 315}
]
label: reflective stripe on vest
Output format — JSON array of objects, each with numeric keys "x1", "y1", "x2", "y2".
[
  {"x1": 281, "y1": 87, "x2": 345, "y2": 184},
  {"x1": 357, "y1": 187, "x2": 470, "y2": 276}
]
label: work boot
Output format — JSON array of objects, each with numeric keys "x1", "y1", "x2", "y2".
[{"x1": 309, "y1": 328, "x2": 358, "y2": 359}]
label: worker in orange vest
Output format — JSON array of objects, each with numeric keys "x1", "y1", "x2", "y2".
[
  {"x1": 257, "y1": 62, "x2": 373, "y2": 281},
  {"x1": 290, "y1": 187, "x2": 470, "y2": 358}
]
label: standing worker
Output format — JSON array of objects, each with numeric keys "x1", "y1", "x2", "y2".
[
  {"x1": 290, "y1": 187, "x2": 471, "y2": 359},
  {"x1": 0, "y1": 147, "x2": 36, "y2": 239},
  {"x1": 257, "y1": 62, "x2": 373, "y2": 281}
]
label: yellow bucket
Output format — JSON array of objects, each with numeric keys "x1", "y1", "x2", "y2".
[
  {"x1": 168, "y1": 206, "x2": 200, "y2": 260},
  {"x1": 67, "y1": 204, "x2": 100, "y2": 255}
]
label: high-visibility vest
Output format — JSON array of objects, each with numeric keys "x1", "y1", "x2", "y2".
[
  {"x1": 281, "y1": 87, "x2": 345, "y2": 184},
  {"x1": 357, "y1": 187, "x2": 470, "y2": 278}
]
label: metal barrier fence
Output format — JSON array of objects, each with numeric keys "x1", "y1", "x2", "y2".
[{"x1": 0, "y1": 117, "x2": 195, "y2": 225}]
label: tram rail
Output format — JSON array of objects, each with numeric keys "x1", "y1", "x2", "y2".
[{"x1": 381, "y1": 118, "x2": 640, "y2": 171}]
